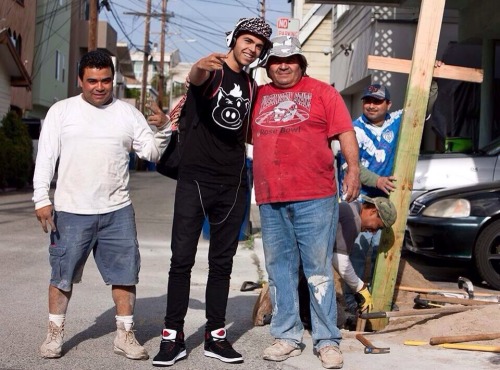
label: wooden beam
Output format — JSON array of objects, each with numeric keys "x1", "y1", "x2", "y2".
[
  {"x1": 369, "y1": 0, "x2": 446, "y2": 331},
  {"x1": 88, "y1": 0, "x2": 98, "y2": 51},
  {"x1": 367, "y1": 55, "x2": 483, "y2": 83}
]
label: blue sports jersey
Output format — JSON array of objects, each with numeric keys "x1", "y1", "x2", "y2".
[{"x1": 338, "y1": 109, "x2": 403, "y2": 198}]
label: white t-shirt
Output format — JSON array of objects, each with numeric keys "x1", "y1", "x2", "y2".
[{"x1": 33, "y1": 94, "x2": 171, "y2": 214}]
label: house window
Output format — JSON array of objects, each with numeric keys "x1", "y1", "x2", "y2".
[
  {"x1": 76, "y1": 63, "x2": 80, "y2": 87},
  {"x1": 81, "y1": 0, "x2": 90, "y2": 20},
  {"x1": 8, "y1": 30, "x2": 22, "y2": 55},
  {"x1": 55, "y1": 51, "x2": 60, "y2": 80},
  {"x1": 134, "y1": 61, "x2": 143, "y2": 81},
  {"x1": 55, "y1": 50, "x2": 66, "y2": 82},
  {"x1": 336, "y1": 5, "x2": 350, "y2": 22},
  {"x1": 61, "y1": 55, "x2": 66, "y2": 82}
]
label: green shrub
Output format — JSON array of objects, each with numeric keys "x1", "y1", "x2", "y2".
[{"x1": 0, "y1": 111, "x2": 33, "y2": 189}]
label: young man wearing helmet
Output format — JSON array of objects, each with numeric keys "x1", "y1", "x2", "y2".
[{"x1": 153, "y1": 17, "x2": 272, "y2": 367}]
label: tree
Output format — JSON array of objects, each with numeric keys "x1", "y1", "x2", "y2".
[{"x1": 0, "y1": 112, "x2": 33, "y2": 189}]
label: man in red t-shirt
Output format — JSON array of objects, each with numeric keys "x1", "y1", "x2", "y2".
[{"x1": 251, "y1": 36, "x2": 360, "y2": 369}]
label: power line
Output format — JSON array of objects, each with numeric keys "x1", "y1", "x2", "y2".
[
  {"x1": 234, "y1": 0, "x2": 260, "y2": 15},
  {"x1": 172, "y1": 14, "x2": 224, "y2": 36},
  {"x1": 169, "y1": 20, "x2": 225, "y2": 49},
  {"x1": 106, "y1": 0, "x2": 291, "y2": 62},
  {"x1": 107, "y1": 0, "x2": 144, "y2": 52},
  {"x1": 180, "y1": 0, "x2": 226, "y2": 32}
]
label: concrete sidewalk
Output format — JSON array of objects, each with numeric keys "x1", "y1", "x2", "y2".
[{"x1": 0, "y1": 171, "x2": 496, "y2": 369}]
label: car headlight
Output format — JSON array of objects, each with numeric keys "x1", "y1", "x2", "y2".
[{"x1": 422, "y1": 198, "x2": 471, "y2": 218}]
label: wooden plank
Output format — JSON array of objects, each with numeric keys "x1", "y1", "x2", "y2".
[
  {"x1": 404, "y1": 341, "x2": 500, "y2": 352},
  {"x1": 397, "y1": 285, "x2": 497, "y2": 297},
  {"x1": 367, "y1": 55, "x2": 483, "y2": 83},
  {"x1": 430, "y1": 333, "x2": 500, "y2": 345},
  {"x1": 369, "y1": 0, "x2": 446, "y2": 331},
  {"x1": 417, "y1": 293, "x2": 497, "y2": 306}
]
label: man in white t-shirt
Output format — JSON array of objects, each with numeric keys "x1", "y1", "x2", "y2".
[{"x1": 33, "y1": 50, "x2": 171, "y2": 361}]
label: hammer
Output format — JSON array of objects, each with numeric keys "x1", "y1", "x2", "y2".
[
  {"x1": 458, "y1": 276, "x2": 474, "y2": 299},
  {"x1": 355, "y1": 334, "x2": 390, "y2": 354}
]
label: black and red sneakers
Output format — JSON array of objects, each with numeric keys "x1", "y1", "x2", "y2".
[
  {"x1": 204, "y1": 328, "x2": 243, "y2": 364},
  {"x1": 152, "y1": 329, "x2": 186, "y2": 367}
]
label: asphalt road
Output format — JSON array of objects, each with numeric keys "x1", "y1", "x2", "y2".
[{"x1": 0, "y1": 171, "x2": 498, "y2": 370}]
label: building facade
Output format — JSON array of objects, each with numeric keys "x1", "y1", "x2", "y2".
[{"x1": 0, "y1": 0, "x2": 35, "y2": 118}]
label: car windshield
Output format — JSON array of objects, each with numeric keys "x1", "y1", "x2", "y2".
[{"x1": 479, "y1": 136, "x2": 500, "y2": 155}]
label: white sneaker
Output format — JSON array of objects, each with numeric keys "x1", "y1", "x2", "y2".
[
  {"x1": 40, "y1": 321, "x2": 64, "y2": 358},
  {"x1": 263, "y1": 340, "x2": 301, "y2": 361},
  {"x1": 318, "y1": 345, "x2": 343, "y2": 369},
  {"x1": 113, "y1": 322, "x2": 149, "y2": 360}
]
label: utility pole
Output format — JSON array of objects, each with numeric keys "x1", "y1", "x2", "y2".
[
  {"x1": 124, "y1": 3, "x2": 173, "y2": 113},
  {"x1": 158, "y1": 0, "x2": 167, "y2": 110},
  {"x1": 253, "y1": 0, "x2": 266, "y2": 85},
  {"x1": 88, "y1": 0, "x2": 98, "y2": 51},
  {"x1": 140, "y1": 0, "x2": 152, "y2": 114},
  {"x1": 366, "y1": 0, "x2": 481, "y2": 330}
]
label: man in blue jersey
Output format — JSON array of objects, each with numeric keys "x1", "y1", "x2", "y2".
[
  {"x1": 339, "y1": 83, "x2": 400, "y2": 316},
  {"x1": 339, "y1": 80, "x2": 438, "y2": 318}
]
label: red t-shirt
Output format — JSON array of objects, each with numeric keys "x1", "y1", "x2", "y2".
[{"x1": 251, "y1": 76, "x2": 353, "y2": 205}]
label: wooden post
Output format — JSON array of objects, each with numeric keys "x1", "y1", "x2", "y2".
[
  {"x1": 367, "y1": 56, "x2": 483, "y2": 83},
  {"x1": 140, "y1": 0, "x2": 152, "y2": 115},
  {"x1": 369, "y1": 0, "x2": 446, "y2": 330},
  {"x1": 88, "y1": 0, "x2": 98, "y2": 51},
  {"x1": 158, "y1": 0, "x2": 167, "y2": 110},
  {"x1": 479, "y1": 39, "x2": 494, "y2": 147},
  {"x1": 364, "y1": 24, "x2": 482, "y2": 332}
]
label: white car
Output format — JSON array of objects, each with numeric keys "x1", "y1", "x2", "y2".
[{"x1": 412, "y1": 136, "x2": 500, "y2": 200}]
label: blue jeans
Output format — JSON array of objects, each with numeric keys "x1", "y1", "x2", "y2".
[
  {"x1": 260, "y1": 196, "x2": 341, "y2": 350},
  {"x1": 344, "y1": 229, "x2": 381, "y2": 312},
  {"x1": 164, "y1": 179, "x2": 247, "y2": 332},
  {"x1": 49, "y1": 205, "x2": 140, "y2": 292}
]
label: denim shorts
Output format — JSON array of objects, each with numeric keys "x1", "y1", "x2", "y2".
[{"x1": 48, "y1": 205, "x2": 140, "y2": 292}]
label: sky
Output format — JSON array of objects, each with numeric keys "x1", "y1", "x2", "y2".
[{"x1": 102, "y1": 0, "x2": 293, "y2": 63}]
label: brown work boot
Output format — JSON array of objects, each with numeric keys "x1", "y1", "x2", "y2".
[
  {"x1": 263, "y1": 340, "x2": 301, "y2": 361},
  {"x1": 113, "y1": 322, "x2": 149, "y2": 360},
  {"x1": 40, "y1": 321, "x2": 64, "y2": 358},
  {"x1": 318, "y1": 345, "x2": 343, "y2": 369}
]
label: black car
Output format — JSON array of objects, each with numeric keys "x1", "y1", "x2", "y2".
[{"x1": 405, "y1": 181, "x2": 500, "y2": 290}]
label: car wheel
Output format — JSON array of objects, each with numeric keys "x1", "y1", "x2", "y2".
[{"x1": 474, "y1": 220, "x2": 500, "y2": 290}]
